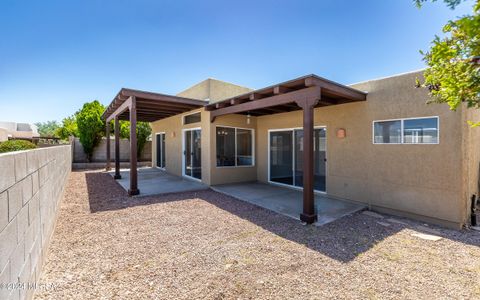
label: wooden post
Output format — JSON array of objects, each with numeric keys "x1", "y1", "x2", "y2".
[
  {"x1": 114, "y1": 116, "x2": 121, "y2": 179},
  {"x1": 128, "y1": 96, "x2": 140, "y2": 196},
  {"x1": 296, "y1": 92, "x2": 320, "y2": 224},
  {"x1": 106, "y1": 121, "x2": 111, "y2": 171}
]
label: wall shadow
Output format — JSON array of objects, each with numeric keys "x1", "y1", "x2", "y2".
[{"x1": 84, "y1": 172, "x2": 479, "y2": 263}]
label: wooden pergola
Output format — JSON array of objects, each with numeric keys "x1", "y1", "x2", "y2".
[
  {"x1": 205, "y1": 75, "x2": 367, "y2": 223},
  {"x1": 102, "y1": 88, "x2": 205, "y2": 195}
]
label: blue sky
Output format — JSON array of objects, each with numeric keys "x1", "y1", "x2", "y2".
[{"x1": 0, "y1": 0, "x2": 475, "y2": 124}]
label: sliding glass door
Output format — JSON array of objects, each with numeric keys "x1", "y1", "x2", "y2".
[
  {"x1": 269, "y1": 128, "x2": 326, "y2": 192},
  {"x1": 155, "y1": 133, "x2": 165, "y2": 169},
  {"x1": 183, "y1": 129, "x2": 202, "y2": 180}
]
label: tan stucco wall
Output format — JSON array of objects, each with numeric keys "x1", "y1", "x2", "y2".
[
  {"x1": 151, "y1": 71, "x2": 474, "y2": 228},
  {"x1": 255, "y1": 71, "x2": 465, "y2": 228},
  {"x1": 150, "y1": 108, "x2": 211, "y2": 183},
  {"x1": 151, "y1": 78, "x2": 253, "y2": 185},
  {"x1": 176, "y1": 78, "x2": 252, "y2": 103},
  {"x1": 461, "y1": 105, "x2": 480, "y2": 224}
]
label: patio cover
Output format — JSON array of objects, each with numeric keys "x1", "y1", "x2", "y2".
[
  {"x1": 102, "y1": 88, "x2": 205, "y2": 196},
  {"x1": 205, "y1": 75, "x2": 367, "y2": 224},
  {"x1": 102, "y1": 75, "x2": 367, "y2": 224}
]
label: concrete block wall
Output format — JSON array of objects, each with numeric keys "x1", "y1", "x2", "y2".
[
  {"x1": 72, "y1": 137, "x2": 151, "y2": 163},
  {"x1": 0, "y1": 145, "x2": 71, "y2": 300}
]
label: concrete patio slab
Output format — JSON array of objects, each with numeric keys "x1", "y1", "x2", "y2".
[
  {"x1": 212, "y1": 182, "x2": 366, "y2": 226},
  {"x1": 109, "y1": 167, "x2": 208, "y2": 196}
]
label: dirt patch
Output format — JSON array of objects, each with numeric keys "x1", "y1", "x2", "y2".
[{"x1": 35, "y1": 170, "x2": 480, "y2": 299}]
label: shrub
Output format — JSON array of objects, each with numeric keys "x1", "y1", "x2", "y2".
[
  {"x1": 76, "y1": 100, "x2": 105, "y2": 162},
  {"x1": 0, "y1": 140, "x2": 37, "y2": 153},
  {"x1": 56, "y1": 115, "x2": 78, "y2": 140}
]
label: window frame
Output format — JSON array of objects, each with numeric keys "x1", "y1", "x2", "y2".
[
  {"x1": 372, "y1": 116, "x2": 440, "y2": 145},
  {"x1": 183, "y1": 111, "x2": 201, "y2": 125},
  {"x1": 215, "y1": 125, "x2": 255, "y2": 168}
]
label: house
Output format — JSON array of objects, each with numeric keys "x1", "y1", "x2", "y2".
[
  {"x1": 102, "y1": 71, "x2": 480, "y2": 229},
  {"x1": 0, "y1": 121, "x2": 40, "y2": 142}
]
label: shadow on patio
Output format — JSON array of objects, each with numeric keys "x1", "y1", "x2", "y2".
[{"x1": 85, "y1": 171, "x2": 479, "y2": 263}]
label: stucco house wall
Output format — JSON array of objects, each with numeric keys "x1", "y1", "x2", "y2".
[
  {"x1": 151, "y1": 79, "x2": 252, "y2": 185},
  {"x1": 462, "y1": 105, "x2": 480, "y2": 224},
  {"x1": 150, "y1": 71, "x2": 476, "y2": 228}
]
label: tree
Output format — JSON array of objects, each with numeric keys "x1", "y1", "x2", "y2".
[
  {"x1": 136, "y1": 122, "x2": 152, "y2": 158},
  {"x1": 117, "y1": 120, "x2": 152, "y2": 158},
  {"x1": 56, "y1": 115, "x2": 78, "y2": 140},
  {"x1": 35, "y1": 120, "x2": 60, "y2": 137},
  {"x1": 415, "y1": 0, "x2": 465, "y2": 9},
  {"x1": 76, "y1": 100, "x2": 105, "y2": 161},
  {"x1": 415, "y1": 0, "x2": 480, "y2": 126}
]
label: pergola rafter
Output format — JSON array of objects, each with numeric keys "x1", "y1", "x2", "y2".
[{"x1": 102, "y1": 88, "x2": 205, "y2": 196}]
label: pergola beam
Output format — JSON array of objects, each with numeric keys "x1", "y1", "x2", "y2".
[
  {"x1": 305, "y1": 77, "x2": 366, "y2": 101},
  {"x1": 106, "y1": 97, "x2": 132, "y2": 122},
  {"x1": 210, "y1": 86, "x2": 321, "y2": 122}
]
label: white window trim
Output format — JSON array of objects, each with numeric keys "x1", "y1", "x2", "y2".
[
  {"x1": 215, "y1": 125, "x2": 255, "y2": 168},
  {"x1": 183, "y1": 111, "x2": 202, "y2": 125},
  {"x1": 372, "y1": 116, "x2": 440, "y2": 145}
]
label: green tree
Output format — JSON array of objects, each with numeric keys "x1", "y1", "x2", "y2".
[
  {"x1": 76, "y1": 100, "x2": 105, "y2": 161},
  {"x1": 415, "y1": 0, "x2": 465, "y2": 9},
  {"x1": 56, "y1": 115, "x2": 78, "y2": 140},
  {"x1": 34, "y1": 120, "x2": 60, "y2": 137},
  {"x1": 415, "y1": 0, "x2": 480, "y2": 126},
  {"x1": 117, "y1": 120, "x2": 152, "y2": 158},
  {"x1": 136, "y1": 122, "x2": 152, "y2": 158}
]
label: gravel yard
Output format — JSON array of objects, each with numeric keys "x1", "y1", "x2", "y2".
[{"x1": 35, "y1": 170, "x2": 480, "y2": 299}]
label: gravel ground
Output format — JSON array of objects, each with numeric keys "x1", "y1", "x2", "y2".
[{"x1": 35, "y1": 170, "x2": 480, "y2": 300}]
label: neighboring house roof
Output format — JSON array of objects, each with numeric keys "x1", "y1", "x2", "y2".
[{"x1": 0, "y1": 121, "x2": 40, "y2": 141}]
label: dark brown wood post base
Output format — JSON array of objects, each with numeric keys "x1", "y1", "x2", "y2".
[{"x1": 300, "y1": 213, "x2": 317, "y2": 224}]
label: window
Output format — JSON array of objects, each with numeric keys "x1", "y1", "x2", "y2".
[
  {"x1": 373, "y1": 117, "x2": 439, "y2": 144},
  {"x1": 216, "y1": 126, "x2": 254, "y2": 167},
  {"x1": 373, "y1": 120, "x2": 402, "y2": 144},
  {"x1": 403, "y1": 118, "x2": 438, "y2": 144},
  {"x1": 184, "y1": 112, "x2": 201, "y2": 124}
]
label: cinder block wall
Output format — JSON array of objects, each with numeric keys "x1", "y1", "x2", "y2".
[
  {"x1": 72, "y1": 137, "x2": 151, "y2": 163},
  {"x1": 0, "y1": 145, "x2": 71, "y2": 300}
]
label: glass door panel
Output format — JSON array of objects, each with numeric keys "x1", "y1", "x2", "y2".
[
  {"x1": 269, "y1": 128, "x2": 326, "y2": 192},
  {"x1": 269, "y1": 131, "x2": 293, "y2": 185},
  {"x1": 314, "y1": 128, "x2": 326, "y2": 192},
  {"x1": 156, "y1": 133, "x2": 165, "y2": 168},
  {"x1": 184, "y1": 129, "x2": 201, "y2": 180},
  {"x1": 192, "y1": 129, "x2": 202, "y2": 180},
  {"x1": 184, "y1": 130, "x2": 192, "y2": 177},
  {"x1": 161, "y1": 134, "x2": 166, "y2": 168},
  {"x1": 294, "y1": 129, "x2": 304, "y2": 187}
]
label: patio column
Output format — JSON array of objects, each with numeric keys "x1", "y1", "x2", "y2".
[
  {"x1": 296, "y1": 94, "x2": 320, "y2": 224},
  {"x1": 106, "y1": 121, "x2": 111, "y2": 171},
  {"x1": 128, "y1": 96, "x2": 140, "y2": 196},
  {"x1": 114, "y1": 116, "x2": 121, "y2": 179}
]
